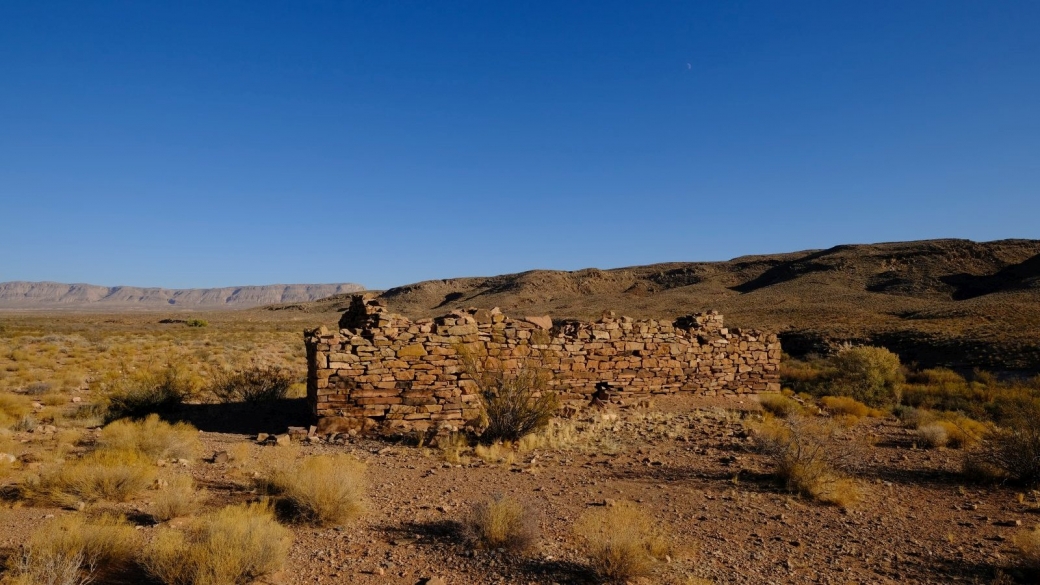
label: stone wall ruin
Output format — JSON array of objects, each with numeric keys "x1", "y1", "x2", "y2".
[{"x1": 305, "y1": 295, "x2": 781, "y2": 433}]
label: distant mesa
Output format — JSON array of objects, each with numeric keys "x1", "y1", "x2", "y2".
[{"x1": 0, "y1": 281, "x2": 364, "y2": 311}]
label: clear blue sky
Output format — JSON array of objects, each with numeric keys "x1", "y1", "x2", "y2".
[{"x1": 2, "y1": 1, "x2": 1038, "y2": 290}]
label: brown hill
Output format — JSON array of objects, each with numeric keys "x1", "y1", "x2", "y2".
[
  {"x1": 0, "y1": 281, "x2": 364, "y2": 311},
  {"x1": 298, "y1": 238, "x2": 1040, "y2": 372}
]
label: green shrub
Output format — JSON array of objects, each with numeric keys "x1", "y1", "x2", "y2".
[
  {"x1": 826, "y1": 346, "x2": 903, "y2": 408},
  {"x1": 185, "y1": 319, "x2": 208, "y2": 328},
  {"x1": 209, "y1": 365, "x2": 295, "y2": 405}
]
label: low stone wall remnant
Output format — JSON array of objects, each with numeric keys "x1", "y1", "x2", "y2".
[{"x1": 305, "y1": 295, "x2": 781, "y2": 433}]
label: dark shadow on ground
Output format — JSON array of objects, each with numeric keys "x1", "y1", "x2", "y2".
[{"x1": 169, "y1": 398, "x2": 312, "y2": 435}]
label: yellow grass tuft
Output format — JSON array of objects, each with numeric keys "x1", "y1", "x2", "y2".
[
  {"x1": 27, "y1": 449, "x2": 156, "y2": 505},
  {"x1": 464, "y1": 495, "x2": 539, "y2": 553},
  {"x1": 263, "y1": 453, "x2": 366, "y2": 526},
  {"x1": 143, "y1": 502, "x2": 291, "y2": 585},
  {"x1": 575, "y1": 501, "x2": 672, "y2": 582},
  {"x1": 153, "y1": 474, "x2": 199, "y2": 522},
  {"x1": 10, "y1": 513, "x2": 137, "y2": 585},
  {"x1": 98, "y1": 413, "x2": 201, "y2": 461}
]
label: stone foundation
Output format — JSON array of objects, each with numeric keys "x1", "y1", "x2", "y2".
[{"x1": 305, "y1": 295, "x2": 781, "y2": 432}]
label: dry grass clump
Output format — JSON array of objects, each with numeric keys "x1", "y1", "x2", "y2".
[
  {"x1": 143, "y1": 502, "x2": 291, "y2": 585},
  {"x1": 104, "y1": 366, "x2": 195, "y2": 423},
  {"x1": 915, "y1": 415, "x2": 987, "y2": 449},
  {"x1": 752, "y1": 414, "x2": 862, "y2": 507},
  {"x1": 819, "y1": 396, "x2": 882, "y2": 419},
  {"x1": 98, "y1": 414, "x2": 201, "y2": 461},
  {"x1": 438, "y1": 432, "x2": 469, "y2": 464},
  {"x1": 575, "y1": 501, "x2": 672, "y2": 582},
  {"x1": 0, "y1": 394, "x2": 33, "y2": 430},
  {"x1": 26, "y1": 449, "x2": 157, "y2": 505},
  {"x1": 9, "y1": 513, "x2": 136, "y2": 585},
  {"x1": 1014, "y1": 525, "x2": 1040, "y2": 570},
  {"x1": 263, "y1": 454, "x2": 366, "y2": 526},
  {"x1": 153, "y1": 474, "x2": 199, "y2": 522},
  {"x1": 209, "y1": 365, "x2": 295, "y2": 405},
  {"x1": 757, "y1": 393, "x2": 802, "y2": 418},
  {"x1": 461, "y1": 351, "x2": 559, "y2": 444},
  {"x1": 464, "y1": 495, "x2": 539, "y2": 554},
  {"x1": 474, "y1": 441, "x2": 516, "y2": 465}
]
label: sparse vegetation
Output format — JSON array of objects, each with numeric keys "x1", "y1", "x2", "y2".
[
  {"x1": 262, "y1": 453, "x2": 366, "y2": 526},
  {"x1": 752, "y1": 414, "x2": 862, "y2": 507},
  {"x1": 968, "y1": 398, "x2": 1040, "y2": 485},
  {"x1": 104, "y1": 366, "x2": 195, "y2": 422},
  {"x1": 185, "y1": 318, "x2": 209, "y2": 328},
  {"x1": 153, "y1": 474, "x2": 198, "y2": 522},
  {"x1": 143, "y1": 502, "x2": 291, "y2": 585},
  {"x1": 9, "y1": 513, "x2": 137, "y2": 585},
  {"x1": 575, "y1": 501, "x2": 672, "y2": 582},
  {"x1": 757, "y1": 393, "x2": 802, "y2": 418},
  {"x1": 209, "y1": 364, "x2": 295, "y2": 405},
  {"x1": 26, "y1": 449, "x2": 157, "y2": 505},
  {"x1": 464, "y1": 495, "x2": 539, "y2": 554}
]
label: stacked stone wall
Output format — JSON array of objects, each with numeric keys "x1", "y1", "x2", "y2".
[{"x1": 305, "y1": 295, "x2": 781, "y2": 432}]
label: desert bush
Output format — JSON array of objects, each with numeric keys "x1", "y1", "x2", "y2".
[
  {"x1": 10, "y1": 513, "x2": 136, "y2": 585},
  {"x1": 575, "y1": 501, "x2": 672, "y2": 582},
  {"x1": 757, "y1": 394, "x2": 802, "y2": 418},
  {"x1": 752, "y1": 414, "x2": 861, "y2": 507},
  {"x1": 463, "y1": 355, "x2": 559, "y2": 444},
  {"x1": 104, "y1": 366, "x2": 194, "y2": 423},
  {"x1": 27, "y1": 449, "x2": 156, "y2": 504},
  {"x1": 464, "y1": 495, "x2": 539, "y2": 554},
  {"x1": 969, "y1": 399, "x2": 1040, "y2": 485},
  {"x1": 153, "y1": 474, "x2": 198, "y2": 522},
  {"x1": 263, "y1": 453, "x2": 366, "y2": 526},
  {"x1": 185, "y1": 319, "x2": 208, "y2": 328},
  {"x1": 98, "y1": 414, "x2": 200, "y2": 461},
  {"x1": 826, "y1": 346, "x2": 903, "y2": 408},
  {"x1": 143, "y1": 502, "x2": 290, "y2": 585},
  {"x1": 209, "y1": 365, "x2": 295, "y2": 405}
]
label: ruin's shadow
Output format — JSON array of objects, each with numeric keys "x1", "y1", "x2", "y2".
[{"x1": 170, "y1": 398, "x2": 312, "y2": 435}]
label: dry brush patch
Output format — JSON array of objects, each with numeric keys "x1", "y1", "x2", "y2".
[
  {"x1": 142, "y1": 502, "x2": 291, "y2": 585},
  {"x1": 463, "y1": 495, "x2": 539, "y2": 554},
  {"x1": 98, "y1": 414, "x2": 201, "y2": 461},
  {"x1": 7, "y1": 513, "x2": 137, "y2": 585},
  {"x1": 575, "y1": 501, "x2": 673, "y2": 582},
  {"x1": 261, "y1": 453, "x2": 366, "y2": 526},
  {"x1": 751, "y1": 414, "x2": 863, "y2": 507},
  {"x1": 24, "y1": 449, "x2": 157, "y2": 505}
]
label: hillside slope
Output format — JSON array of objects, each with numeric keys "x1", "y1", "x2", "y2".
[
  {"x1": 0, "y1": 281, "x2": 364, "y2": 310},
  {"x1": 299, "y1": 239, "x2": 1040, "y2": 371}
]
